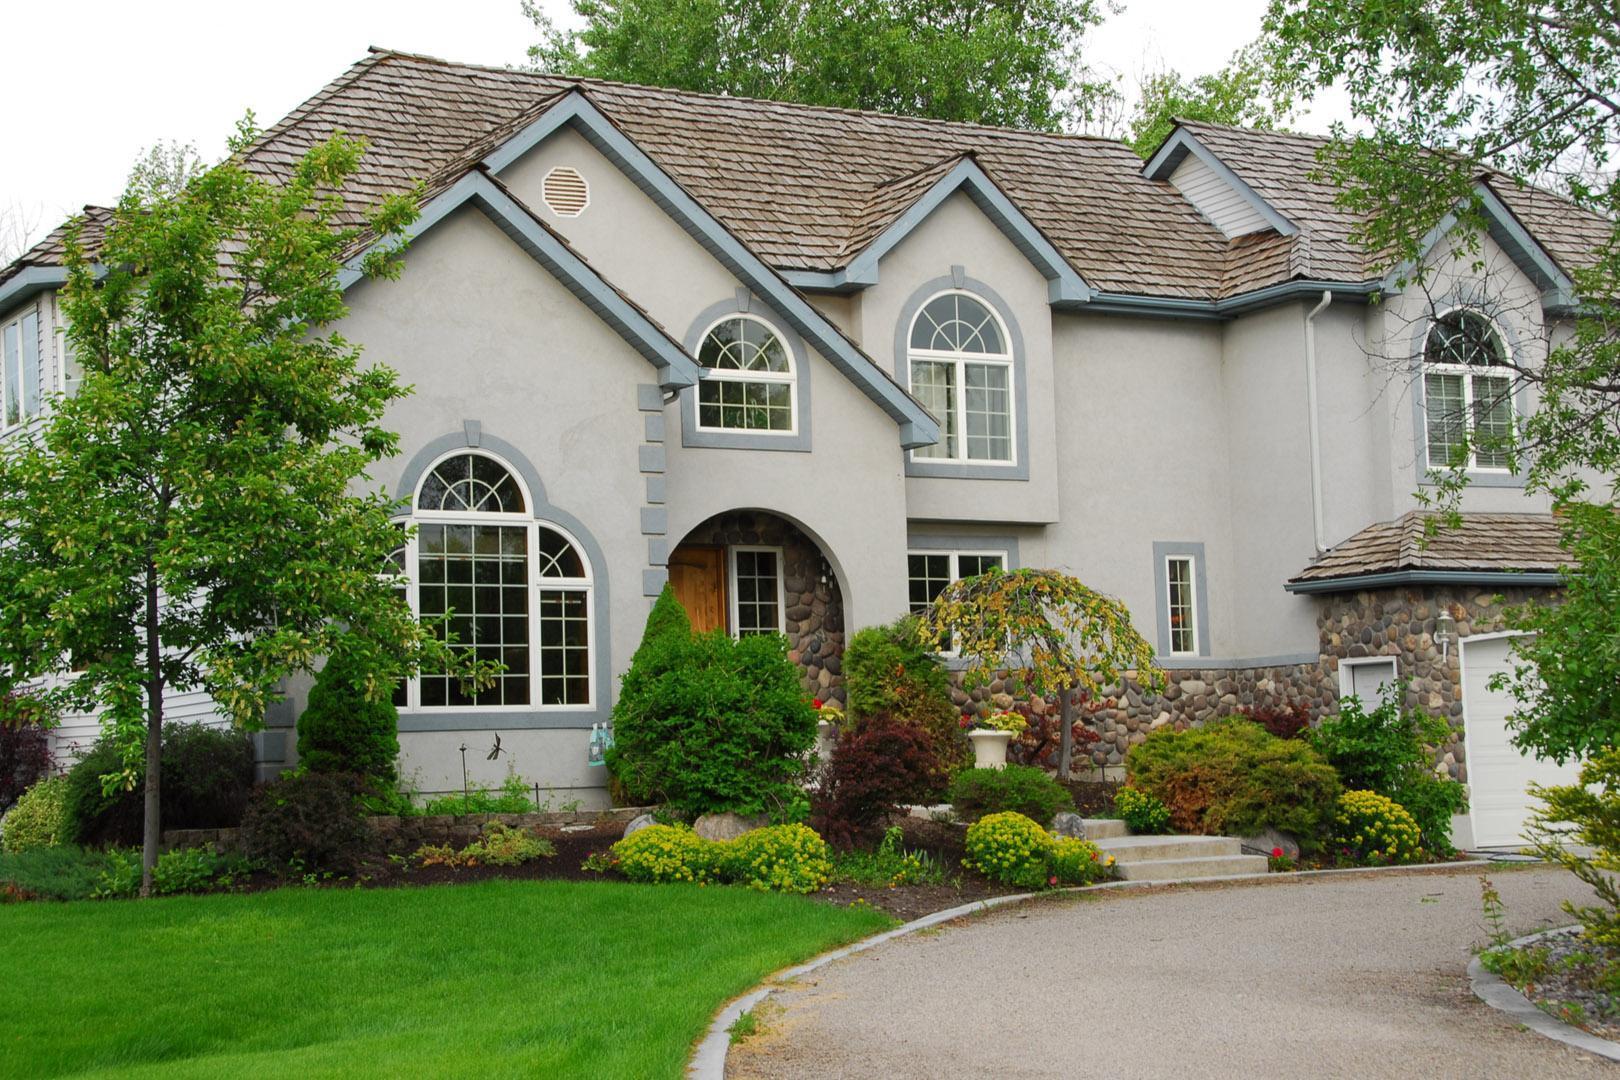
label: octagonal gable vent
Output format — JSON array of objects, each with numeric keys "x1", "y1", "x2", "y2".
[{"x1": 542, "y1": 167, "x2": 589, "y2": 217}]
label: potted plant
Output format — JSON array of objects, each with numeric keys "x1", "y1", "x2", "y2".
[
  {"x1": 962, "y1": 710, "x2": 1028, "y2": 769},
  {"x1": 813, "y1": 699, "x2": 843, "y2": 761}
]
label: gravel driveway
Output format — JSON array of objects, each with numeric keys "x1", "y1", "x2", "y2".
[{"x1": 728, "y1": 866, "x2": 1610, "y2": 1078}]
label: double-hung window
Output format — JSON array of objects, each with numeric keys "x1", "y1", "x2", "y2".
[
  {"x1": 1423, "y1": 311, "x2": 1514, "y2": 471},
  {"x1": 907, "y1": 292, "x2": 1014, "y2": 464},
  {"x1": 401, "y1": 451, "x2": 593, "y2": 710},
  {"x1": 1, "y1": 307, "x2": 42, "y2": 428},
  {"x1": 1164, "y1": 555, "x2": 1199, "y2": 656},
  {"x1": 696, "y1": 315, "x2": 796, "y2": 433},
  {"x1": 907, "y1": 550, "x2": 1007, "y2": 649}
]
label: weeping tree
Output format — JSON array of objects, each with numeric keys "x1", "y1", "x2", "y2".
[{"x1": 916, "y1": 567, "x2": 1164, "y2": 779}]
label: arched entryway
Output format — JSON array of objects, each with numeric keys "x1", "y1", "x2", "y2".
[{"x1": 667, "y1": 510, "x2": 847, "y2": 705}]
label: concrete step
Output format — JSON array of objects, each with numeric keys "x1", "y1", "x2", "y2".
[
  {"x1": 1116, "y1": 853, "x2": 1271, "y2": 881},
  {"x1": 1094, "y1": 834, "x2": 1242, "y2": 861},
  {"x1": 1078, "y1": 818, "x2": 1127, "y2": 839}
]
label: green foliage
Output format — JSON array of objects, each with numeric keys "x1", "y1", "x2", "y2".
[
  {"x1": 611, "y1": 824, "x2": 718, "y2": 884},
  {"x1": 843, "y1": 616, "x2": 968, "y2": 771},
  {"x1": 1331, "y1": 790, "x2": 1425, "y2": 866},
  {"x1": 526, "y1": 0, "x2": 1116, "y2": 131},
  {"x1": 1113, "y1": 786, "x2": 1171, "y2": 834},
  {"x1": 1048, "y1": 836, "x2": 1111, "y2": 885},
  {"x1": 717, "y1": 823, "x2": 833, "y2": 894},
  {"x1": 1526, "y1": 749, "x2": 1620, "y2": 953},
  {"x1": 963, "y1": 811, "x2": 1054, "y2": 888},
  {"x1": 2, "y1": 777, "x2": 68, "y2": 853},
  {"x1": 414, "y1": 822, "x2": 557, "y2": 869},
  {"x1": 239, "y1": 771, "x2": 372, "y2": 874},
  {"x1": 608, "y1": 624, "x2": 816, "y2": 817},
  {"x1": 421, "y1": 775, "x2": 536, "y2": 816},
  {"x1": 1129, "y1": 43, "x2": 1291, "y2": 157},
  {"x1": 61, "y1": 725, "x2": 256, "y2": 847},
  {"x1": 831, "y1": 826, "x2": 946, "y2": 887},
  {"x1": 635, "y1": 584, "x2": 692, "y2": 663},
  {"x1": 297, "y1": 648, "x2": 402, "y2": 785},
  {"x1": 947, "y1": 765, "x2": 1073, "y2": 825},
  {"x1": 1310, "y1": 685, "x2": 1466, "y2": 853},
  {"x1": 0, "y1": 845, "x2": 120, "y2": 901},
  {"x1": 93, "y1": 846, "x2": 258, "y2": 899},
  {"x1": 1127, "y1": 720, "x2": 1341, "y2": 849}
]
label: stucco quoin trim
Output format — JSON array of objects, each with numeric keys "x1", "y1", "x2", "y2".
[{"x1": 392, "y1": 424, "x2": 613, "y2": 729}]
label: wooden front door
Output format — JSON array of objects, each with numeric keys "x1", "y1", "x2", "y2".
[{"x1": 668, "y1": 544, "x2": 727, "y2": 633}]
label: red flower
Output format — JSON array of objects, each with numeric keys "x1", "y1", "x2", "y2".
[
  {"x1": 1048, "y1": 875, "x2": 1058, "y2": 886},
  {"x1": 812, "y1": 699, "x2": 823, "y2": 709},
  {"x1": 1271, "y1": 847, "x2": 1284, "y2": 858}
]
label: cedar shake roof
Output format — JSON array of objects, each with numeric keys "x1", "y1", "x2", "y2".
[
  {"x1": 1289, "y1": 512, "x2": 1570, "y2": 588},
  {"x1": 3, "y1": 49, "x2": 1609, "y2": 306}
]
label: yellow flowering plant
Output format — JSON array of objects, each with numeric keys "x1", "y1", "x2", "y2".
[
  {"x1": 718, "y1": 823, "x2": 833, "y2": 894},
  {"x1": 611, "y1": 824, "x2": 719, "y2": 884},
  {"x1": 964, "y1": 811, "x2": 1057, "y2": 888},
  {"x1": 1332, "y1": 790, "x2": 1424, "y2": 866}
]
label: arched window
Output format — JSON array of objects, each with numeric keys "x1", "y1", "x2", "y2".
[
  {"x1": 403, "y1": 451, "x2": 593, "y2": 709},
  {"x1": 1423, "y1": 311, "x2": 1513, "y2": 471},
  {"x1": 696, "y1": 315, "x2": 796, "y2": 433},
  {"x1": 907, "y1": 292, "x2": 1014, "y2": 463}
]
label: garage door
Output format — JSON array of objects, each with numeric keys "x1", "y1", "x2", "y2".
[{"x1": 1462, "y1": 634, "x2": 1583, "y2": 848}]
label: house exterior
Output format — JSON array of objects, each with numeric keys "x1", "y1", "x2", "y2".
[{"x1": 1, "y1": 49, "x2": 1604, "y2": 845}]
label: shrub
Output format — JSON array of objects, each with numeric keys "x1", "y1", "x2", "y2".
[
  {"x1": 811, "y1": 716, "x2": 947, "y2": 848},
  {"x1": 62, "y1": 724, "x2": 256, "y2": 847},
  {"x1": 1113, "y1": 786, "x2": 1171, "y2": 834},
  {"x1": 1526, "y1": 749, "x2": 1620, "y2": 953},
  {"x1": 1006, "y1": 700, "x2": 1103, "y2": 771},
  {"x1": 1, "y1": 710, "x2": 53, "y2": 815},
  {"x1": 611, "y1": 823, "x2": 717, "y2": 884},
  {"x1": 1126, "y1": 719, "x2": 1341, "y2": 850},
  {"x1": 0, "y1": 845, "x2": 119, "y2": 901},
  {"x1": 1238, "y1": 702, "x2": 1312, "y2": 740},
  {"x1": 92, "y1": 846, "x2": 259, "y2": 898},
  {"x1": 1049, "y1": 836, "x2": 1113, "y2": 885},
  {"x1": 297, "y1": 648, "x2": 401, "y2": 785},
  {"x1": 963, "y1": 811, "x2": 1054, "y2": 888},
  {"x1": 1332, "y1": 790, "x2": 1424, "y2": 865},
  {"x1": 2, "y1": 777, "x2": 68, "y2": 853},
  {"x1": 718, "y1": 823, "x2": 833, "y2": 894},
  {"x1": 843, "y1": 616, "x2": 969, "y2": 771},
  {"x1": 239, "y1": 771, "x2": 371, "y2": 874},
  {"x1": 608, "y1": 609, "x2": 815, "y2": 817},
  {"x1": 1310, "y1": 686, "x2": 1467, "y2": 854},
  {"x1": 948, "y1": 765, "x2": 1073, "y2": 825},
  {"x1": 422, "y1": 774, "x2": 536, "y2": 816},
  {"x1": 415, "y1": 822, "x2": 556, "y2": 869}
]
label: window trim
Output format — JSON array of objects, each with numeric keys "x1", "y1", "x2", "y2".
[
  {"x1": 693, "y1": 312, "x2": 799, "y2": 437},
  {"x1": 906, "y1": 547, "x2": 1010, "y2": 655},
  {"x1": 681, "y1": 298, "x2": 812, "y2": 452},
  {"x1": 1163, "y1": 554, "x2": 1199, "y2": 657},
  {"x1": 1151, "y1": 541, "x2": 1211, "y2": 659},
  {"x1": 1339, "y1": 656, "x2": 1398, "y2": 702},
  {"x1": 906, "y1": 290, "x2": 1017, "y2": 467},
  {"x1": 398, "y1": 448, "x2": 596, "y2": 714},
  {"x1": 1420, "y1": 308, "x2": 1516, "y2": 474},
  {"x1": 729, "y1": 544, "x2": 787, "y2": 637},
  {"x1": 0, "y1": 305, "x2": 42, "y2": 433}
]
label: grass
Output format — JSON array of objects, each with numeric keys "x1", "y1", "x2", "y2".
[{"x1": 0, "y1": 878, "x2": 892, "y2": 1078}]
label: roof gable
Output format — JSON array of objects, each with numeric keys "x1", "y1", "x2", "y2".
[{"x1": 1143, "y1": 127, "x2": 1298, "y2": 239}]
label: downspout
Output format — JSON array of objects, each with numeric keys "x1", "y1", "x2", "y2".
[{"x1": 1304, "y1": 291, "x2": 1333, "y2": 554}]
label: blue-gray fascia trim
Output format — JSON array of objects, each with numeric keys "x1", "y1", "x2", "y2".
[
  {"x1": 1075, "y1": 279, "x2": 1380, "y2": 322},
  {"x1": 1142, "y1": 130, "x2": 1299, "y2": 237},
  {"x1": 338, "y1": 171, "x2": 699, "y2": 391},
  {"x1": 0, "y1": 266, "x2": 70, "y2": 315},
  {"x1": 398, "y1": 712, "x2": 601, "y2": 732},
  {"x1": 1284, "y1": 569, "x2": 1566, "y2": 595},
  {"x1": 905, "y1": 531, "x2": 1022, "y2": 569},
  {"x1": 837, "y1": 158, "x2": 1092, "y2": 304},
  {"x1": 479, "y1": 92, "x2": 941, "y2": 450}
]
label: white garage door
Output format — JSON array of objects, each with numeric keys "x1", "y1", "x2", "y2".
[{"x1": 1462, "y1": 633, "x2": 1583, "y2": 848}]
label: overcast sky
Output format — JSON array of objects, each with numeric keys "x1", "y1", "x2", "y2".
[{"x1": 1, "y1": 0, "x2": 1345, "y2": 250}]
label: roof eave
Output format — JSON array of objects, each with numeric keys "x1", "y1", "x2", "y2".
[
  {"x1": 1283, "y1": 568, "x2": 1566, "y2": 594},
  {"x1": 0, "y1": 266, "x2": 70, "y2": 315}
]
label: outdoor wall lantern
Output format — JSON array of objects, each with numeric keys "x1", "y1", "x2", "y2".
[{"x1": 1436, "y1": 611, "x2": 1457, "y2": 662}]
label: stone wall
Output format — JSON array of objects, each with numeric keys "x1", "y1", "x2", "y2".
[
  {"x1": 161, "y1": 806, "x2": 651, "y2": 854},
  {"x1": 951, "y1": 583, "x2": 1559, "y2": 778},
  {"x1": 679, "y1": 510, "x2": 847, "y2": 705}
]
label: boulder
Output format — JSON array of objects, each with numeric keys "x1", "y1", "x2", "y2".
[
  {"x1": 622, "y1": 813, "x2": 659, "y2": 839},
  {"x1": 1241, "y1": 826, "x2": 1300, "y2": 860},
  {"x1": 1050, "y1": 812, "x2": 1088, "y2": 839},
  {"x1": 693, "y1": 812, "x2": 769, "y2": 842}
]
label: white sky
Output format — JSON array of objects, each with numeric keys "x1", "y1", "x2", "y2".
[{"x1": 0, "y1": 0, "x2": 1348, "y2": 249}]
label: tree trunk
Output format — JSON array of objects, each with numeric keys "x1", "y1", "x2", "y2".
[
  {"x1": 140, "y1": 568, "x2": 163, "y2": 899},
  {"x1": 1057, "y1": 682, "x2": 1075, "y2": 781}
]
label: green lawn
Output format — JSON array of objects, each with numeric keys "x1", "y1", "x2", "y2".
[{"x1": 0, "y1": 879, "x2": 892, "y2": 1078}]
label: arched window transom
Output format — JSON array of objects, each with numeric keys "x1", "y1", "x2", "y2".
[
  {"x1": 696, "y1": 315, "x2": 796, "y2": 433},
  {"x1": 907, "y1": 291, "x2": 1014, "y2": 464},
  {"x1": 1423, "y1": 311, "x2": 1513, "y2": 471},
  {"x1": 400, "y1": 451, "x2": 592, "y2": 710}
]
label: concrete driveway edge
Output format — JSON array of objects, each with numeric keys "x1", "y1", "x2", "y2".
[{"x1": 1468, "y1": 925, "x2": 1620, "y2": 1063}]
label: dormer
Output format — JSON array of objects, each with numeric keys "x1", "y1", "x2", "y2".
[{"x1": 1143, "y1": 127, "x2": 1298, "y2": 240}]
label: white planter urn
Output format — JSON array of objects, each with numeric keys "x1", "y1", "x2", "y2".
[
  {"x1": 968, "y1": 729, "x2": 1014, "y2": 769},
  {"x1": 815, "y1": 720, "x2": 839, "y2": 762}
]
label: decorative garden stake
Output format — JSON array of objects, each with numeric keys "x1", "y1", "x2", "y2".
[
  {"x1": 918, "y1": 568, "x2": 1165, "y2": 780},
  {"x1": 459, "y1": 742, "x2": 470, "y2": 806}
]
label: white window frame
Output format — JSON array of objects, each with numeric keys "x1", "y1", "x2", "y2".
[
  {"x1": 906, "y1": 291, "x2": 1017, "y2": 466},
  {"x1": 1, "y1": 304, "x2": 43, "y2": 433},
  {"x1": 1422, "y1": 309, "x2": 1515, "y2": 473},
  {"x1": 729, "y1": 544, "x2": 787, "y2": 637},
  {"x1": 53, "y1": 295, "x2": 79, "y2": 396},
  {"x1": 1339, "y1": 656, "x2": 1398, "y2": 703},
  {"x1": 1163, "y1": 554, "x2": 1199, "y2": 657},
  {"x1": 399, "y1": 449, "x2": 595, "y2": 713},
  {"x1": 907, "y1": 548, "x2": 1009, "y2": 653},
  {"x1": 694, "y1": 313, "x2": 799, "y2": 437}
]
